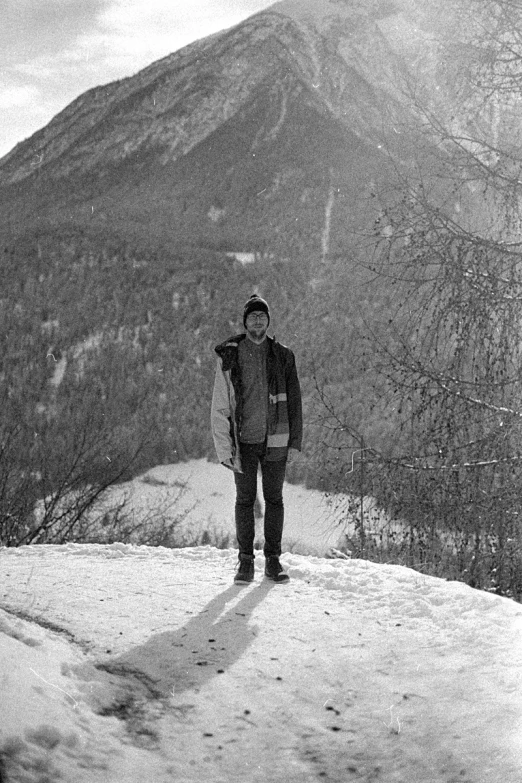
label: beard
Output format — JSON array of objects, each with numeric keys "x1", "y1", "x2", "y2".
[{"x1": 246, "y1": 323, "x2": 268, "y2": 342}]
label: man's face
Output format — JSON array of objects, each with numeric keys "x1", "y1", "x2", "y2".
[{"x1": 245, "y1": 310, "x2": 269, "y2": 341}]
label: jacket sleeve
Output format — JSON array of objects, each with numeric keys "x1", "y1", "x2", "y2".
[
  {"x1": 286, "y1": 351, "x2": 303, "y2": 451},
  {"x1": 211, "y1": 358, "x2": 235, "y2": 464}
]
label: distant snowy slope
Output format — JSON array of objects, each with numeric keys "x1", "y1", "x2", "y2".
[
  {"x1": 101, "y1": 459, "x2": 360, "y2": 555},
  {"x1": 1, "y1": 544, "x2": 522, "y2": 782}
]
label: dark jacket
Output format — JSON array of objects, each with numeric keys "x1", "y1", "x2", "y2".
[{"x1": 211, "y1": 333, "x2": 303, "y2": 471}]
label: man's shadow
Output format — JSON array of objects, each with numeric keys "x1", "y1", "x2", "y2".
[{"x1": 95, "y1": 581, "x2": 275, "y2": 700}]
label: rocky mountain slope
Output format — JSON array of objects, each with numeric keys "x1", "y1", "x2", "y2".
[{"x1": 0, "y1": 0, "x2": 496, "y2": 257}]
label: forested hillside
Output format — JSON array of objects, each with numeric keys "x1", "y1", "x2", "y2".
[{"x1": 0, "y1": 222, "x2": 392, "y2": 480}]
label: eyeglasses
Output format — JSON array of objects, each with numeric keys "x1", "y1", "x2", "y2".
[{"x1": 246, "y1": 313, "x2": 268, "y2": 323}]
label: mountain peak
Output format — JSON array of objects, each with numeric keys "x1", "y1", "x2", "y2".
[
  {"x1": 272, "y1": 0, "x2": 400, "y2": 22},
  {"x1": 0, "y1": 0, "x2": 508, "y2": 257},
  {"x1": 269, "y1": 0, "x2": 453, "y2": 72}
]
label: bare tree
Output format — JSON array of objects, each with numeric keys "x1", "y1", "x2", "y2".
[{"x1": 314, "y1": 0, "x2": 522, "y2": 596}]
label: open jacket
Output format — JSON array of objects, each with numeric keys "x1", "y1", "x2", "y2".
[{"x1": 211, "y1": 333, "x2": 303, "y2": 472}]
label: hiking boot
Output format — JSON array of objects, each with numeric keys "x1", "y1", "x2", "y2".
[
  {"x1": 234, "y1": 555, "x2": 255, "y2": 584},
  {"x1": 264, "y1": 556, "x2": 290, "y2": 583}
]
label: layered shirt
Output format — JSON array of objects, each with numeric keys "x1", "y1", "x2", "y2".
[{"x1": 237, "y1": 337, "x2": 268, "y2": 444}]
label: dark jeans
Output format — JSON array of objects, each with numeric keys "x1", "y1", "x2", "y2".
[{"x1": 234, "y1": 442, "x2": 287, "y2": 558}]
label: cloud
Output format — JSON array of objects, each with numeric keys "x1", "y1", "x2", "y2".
[
  {"x1": 99, "y1": 0, "x2": 269, "y2": 42},
  {"x1": 0, "y1": 85, "x2": 39, "y2": 110},
  {"x1": 85, "y1": 0, "x2": 274, "y2": 75},
  {"x1": 0, "y1": 0, "x2": 109, "y2": 67}
]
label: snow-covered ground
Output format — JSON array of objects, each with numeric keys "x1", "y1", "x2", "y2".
[
  {"x1": 100, "y1": 459, "x2": 377, "y2": 555},
  {"x1": 1, "y1": 468, "x2": 522, "y2": 782}
]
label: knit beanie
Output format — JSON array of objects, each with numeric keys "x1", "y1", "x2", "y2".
[{"x1": 243, "y1": 294, "x2": 270, "y2": 327}]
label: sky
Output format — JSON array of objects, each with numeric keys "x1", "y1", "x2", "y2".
[{"x1": 0, "y1": 0, "x2": 276, "y2": 160}]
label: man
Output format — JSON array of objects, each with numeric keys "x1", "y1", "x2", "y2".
[{"x1": 211, "y1": 294, "x2": 303, "y2": 584}]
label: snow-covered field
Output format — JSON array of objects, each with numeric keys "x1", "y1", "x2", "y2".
[
  {"x1": 1, "y1": 465, "x2": 522, "y2": 782},
  {"x1": 101, "y1": 459, "x2": 375, "y2": 555}
]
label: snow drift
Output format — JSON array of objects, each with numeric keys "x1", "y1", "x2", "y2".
[{"x1": 1, "y1": 541, "x2": 522, "y2": 782}]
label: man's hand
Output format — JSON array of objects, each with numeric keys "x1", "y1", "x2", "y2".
[{"x1": 287, "y1": 448, "x2": 299, "y2": 464}]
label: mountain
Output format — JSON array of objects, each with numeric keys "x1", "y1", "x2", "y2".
[
  {"x1": 1, "y1": 0, "x2": 518, "y2": 497},
  {"x1": 0, "y1": 0, "x2": 486, "y2": 257}
]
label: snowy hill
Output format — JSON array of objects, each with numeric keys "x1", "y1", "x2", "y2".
[
  {"x1": 102, "y1": 459, "x2": 361, "y2": 555},
  {"x1": 1, "y1": 542, "x2": 522, "y2": 782}
]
